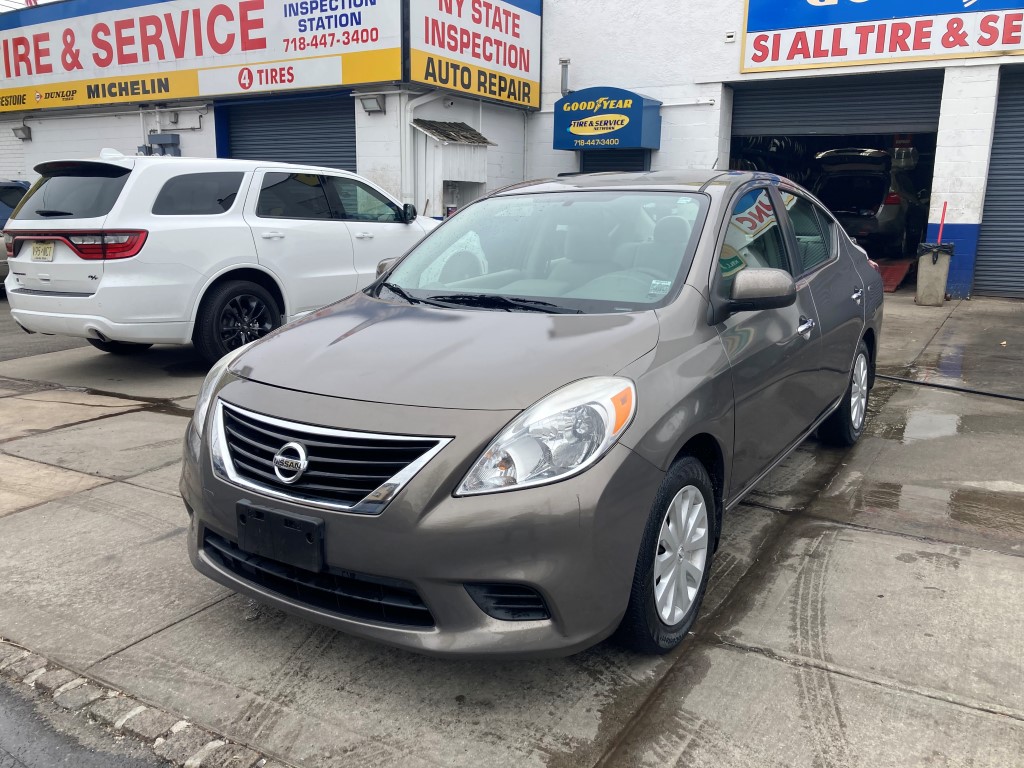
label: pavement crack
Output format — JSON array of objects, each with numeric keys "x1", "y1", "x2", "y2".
[{"x1": 712, "y1": 635, "x2": 1024, "y2": 726}]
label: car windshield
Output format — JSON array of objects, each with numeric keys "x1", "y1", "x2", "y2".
[{"x1": 379, "y1": 190, "x2": 708, "y2": 314}]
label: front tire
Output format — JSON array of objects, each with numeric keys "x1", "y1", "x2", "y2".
[
  {"x1": 193, "y1": 280, "x2": 281, "y2": 364},
  {"x1": 820, "y1": 340, "x2": 871, "y2": 447},
  {"x1": 86, "y1": 339, "x2": 153, "y2": 355},
  {"x1": 615, "y1": 456, "x2": 718, "y2": 654}
]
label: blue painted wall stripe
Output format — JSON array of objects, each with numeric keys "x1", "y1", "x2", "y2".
[{"x1": 924, "y1": 222, "x2": 980, "y2": 299}]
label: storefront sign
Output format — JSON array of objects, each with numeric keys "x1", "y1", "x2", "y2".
[
  {"x1": 409, "y1": 0, "x2": 541, "y2": 109},
  {"x1": 743, "y1": 0, "x2": 1024, "y2": 72},
  {"x1": 0, "y1": 0, "x2": 402, "y2": 113},
  {"x1": 553, "y1": 87, "x2": 661, "y2": 151}
]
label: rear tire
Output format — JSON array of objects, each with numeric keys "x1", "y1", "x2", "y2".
[
  {"x1": 86, "y1": 339, "x2": 153, "y2": 355},
  {"x1": 819, "y1": 340, "x2": 871, "y2": 447},
  {"x1": 615, "y1": 456, "x2": 718, "y2": 654},
  {"x1": 193, "y1": 280, "x2": 281, "y2": 365}
]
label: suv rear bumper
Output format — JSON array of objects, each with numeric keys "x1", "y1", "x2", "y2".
[
  {"x1": 4, "y1": 275, "x2": 193, "y2": 344},
  {"x1": 9, "y1": 305, "x2": 190, "y2": 344}
]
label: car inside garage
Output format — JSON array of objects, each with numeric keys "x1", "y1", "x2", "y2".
[{"x1": 729, "y1": 71, "x2": 944, "y2": 286}]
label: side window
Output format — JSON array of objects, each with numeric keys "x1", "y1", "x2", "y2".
[
  {"x1": 789, "y1": 196, "x2": 834, "y2": 274},
  {"x1": 256, "y1": 173, "x2": 332, "y2": 220},
  {"x1": 718, "y1": 188, "x2": 790, "y2": 296},
  {"x1": 0, "y1": 186, "x2": 26, "y2": 209},
  {"x1": 324, "y1": 177, "x2": 402, "y2": 222},
  {"x1": 152, "y1": 172, "x2": 244, "y2": 216}
]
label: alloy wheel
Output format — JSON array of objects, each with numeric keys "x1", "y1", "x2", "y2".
[
  {"x1": 851, "y1": 353, "x2": 869, "y2": 430},
  {"x1": 654, "y1": 485, "x2": 710, "y2": 625},
  {"x1": 220, "y1": 294, "x2": 273, "y2": 349}
]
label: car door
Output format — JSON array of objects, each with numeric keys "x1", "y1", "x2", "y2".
[
  {"x1": 782, "y1": 192, "x2": 866, "y2": 406},
  {"x1": 321, "y1": 175, "x2": 422, "y2": 290},
  {"x1": 243, "y1": 170, "x2": 357, "y2": 317},
  {"x1": 714, "y1": 186, "x2": 827, "y2": 496}
]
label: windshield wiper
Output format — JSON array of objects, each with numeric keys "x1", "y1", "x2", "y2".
[
  {"x1": 377, "y1": 281, "x2": 455, "y2": 309},
  {"x1": 424, "y1": 293, "x2": 582, "y2": 314},
  {"x1": 33, "y1": 209, "x2": 75, "y2": 217}
]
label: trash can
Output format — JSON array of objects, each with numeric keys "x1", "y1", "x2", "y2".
[{"x1": 915, "y1": 243, "x2": 954, "y2": 306}]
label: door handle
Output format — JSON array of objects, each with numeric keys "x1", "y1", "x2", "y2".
[
  {"x1": 354, "y1": 232, "x2": 374, "y2": 240},
  {"x1": 798, "y1": 317, "x2": 816, "y2": 340},
  {"x1": 852, "y1": 288, "x2": 864, "y2": 304},
  {"x1": 260, "y1": 232, "x2": 285, "y2": 240}
]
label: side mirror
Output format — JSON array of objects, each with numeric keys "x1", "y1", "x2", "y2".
[
  {"x1": 376, "y1": 258, "x2": 398, "y2": 278},
  {"x1": 729, "y1": 268, "x2": 797, "y2": 313},
  {"x1": 402, "y1": 203, "x2": 417, "y2": 223}
]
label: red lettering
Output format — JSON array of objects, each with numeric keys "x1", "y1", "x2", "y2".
[
  {"x1": 114, "y1": 18, "x2": 138, "y2": 65},
  {"x1": 208, "y1": 5, "x2": 234, "y2": 55},
  {"x1": 978, "y1": 14, "x2": 999, "y2": 46},
  {"x1": 752, "y1": 34, "x2": 769, "y2": 63},
  {"x1": 875, "y1": 23, "x2": 887, "y2": 54},
  {"x1": 854, "y1": 25, "x2": 873, "y2": 55},
  {"x1": 92, "y1": 23, "x2": 113, "y2": 67},
  {"x1": 32, "y1": 32, "x2": 52, "y2": 75},
  {"x1": 913, "y1": 20, "x2": 932, "y2": 51},
  {"x1": 1004, "y1": 12, "x2": 1023, "y2": 45},
  {"x1": 812, "y1": 30, "x2": 828, "y2": 58},
  {"x1": 192, "y1": 8, "x2": 204, "y2": 56},
  {"x1": 891, "y1": 22, "x2": 911, "y2": 52},
  {"x1": 138, "y1": 15, "x2": 165, "y2": 62},
  {"x1": 831, "y1": 28, "x2": 848, "y2": 57},
  {"x1": 12, "y1": 36, "x2": 31, "y2": 76},
  {"x1": 238, "y1": 0, "x2": 266, "y2": 51},
  {"x1": 788, "y1": 31, "x2": 811, "y2": 60}
]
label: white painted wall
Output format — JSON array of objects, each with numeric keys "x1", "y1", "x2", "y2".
[
  {"x1": 930, "y1": 65, "x2": 1001, "y2": 228},
  {"x1": 0, "y1": 106, "x2": 216, "y2": 180}
]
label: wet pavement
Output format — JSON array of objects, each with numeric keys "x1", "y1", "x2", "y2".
[{"x1": 0, "y1": 292, "x2": 1021, "y2": 767}]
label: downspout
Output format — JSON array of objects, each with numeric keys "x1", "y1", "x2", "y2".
[{"x1": 401, "y1": 91, "x2": 444, "y2": 209}]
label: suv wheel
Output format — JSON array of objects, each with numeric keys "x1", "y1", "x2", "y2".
[
  {"x1": 615, "y1": 456, "x2": 718, "y2": 654},
  {"x1": 87, "y1": 339, "x2": 153, "y2": 355},
  {"x1": 194, "y1": 280, "x2": 281, "y2": 364}
]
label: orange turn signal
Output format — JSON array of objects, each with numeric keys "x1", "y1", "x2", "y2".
[{"x1": 612, "y1": 387, "x2": 634, "y2": 434}]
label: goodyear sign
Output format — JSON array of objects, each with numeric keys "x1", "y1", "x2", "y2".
[
  {"x1": 744, "y1": 0, "x2": 1024, "y2": 72},
  {"x1": 553, "y1": 87, "x2": 662, "y2": 151},
  {"x1": 0, "y1": 0, "x2": 400, "y2": 113}
]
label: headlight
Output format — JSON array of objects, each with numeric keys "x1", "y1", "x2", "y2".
[
  {"x1": 456, "y1": 377, "x2": 636, "y2": 496},
  {"x1": 192, "y1": 344, "x2": 252, "y2": 436}
]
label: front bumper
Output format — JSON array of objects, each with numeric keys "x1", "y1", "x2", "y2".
[{"x1": 181, "y1": 378, "x2": 664, "y2": 658}]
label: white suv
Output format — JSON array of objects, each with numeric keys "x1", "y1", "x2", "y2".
[{"x1": 3, "y1": 151, "x2": 437, "y2": 362}]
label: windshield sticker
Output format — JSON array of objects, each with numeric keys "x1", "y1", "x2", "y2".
[{"x1": 648, "y1": 280, "x2": 673, "y2": 298}]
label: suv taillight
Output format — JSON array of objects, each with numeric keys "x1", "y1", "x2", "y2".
[
  {"x1": 11, "y1": 230, "x2": 148, "y2": 260},
  {"x1": 3, "y1": 232, "x2": 12, "y2": 259},
  {"x1": 883, "y1": 192, "x2": 902, "y2": 206}
]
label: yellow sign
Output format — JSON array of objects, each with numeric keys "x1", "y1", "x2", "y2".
[{"x1": 569, "y1": 114, "x2": 631, "y2": 136}]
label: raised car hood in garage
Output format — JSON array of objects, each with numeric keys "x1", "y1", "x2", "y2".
[{"x1": 231, "y1": 292, "x2": 660, "y2": 411}]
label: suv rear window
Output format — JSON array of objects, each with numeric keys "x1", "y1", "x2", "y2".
[
  {"x1": 152, "y1": 172, "x2": 244, "y2": 215},
  {"x1": 13, "y1": 163, "x2": 130, "y2": 220}
]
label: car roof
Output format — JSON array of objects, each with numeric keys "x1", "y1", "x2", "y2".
[
  {"x1": 493, "y1": 170, "x2": 785, "y2": 196},
  {"x1": 33, "y1": 153, "x2": 360, "y2": 178}
]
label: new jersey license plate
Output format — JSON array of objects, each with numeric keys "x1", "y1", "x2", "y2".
[{"x1": 30, "y1": 242, "x2": 54, "y2": 262}]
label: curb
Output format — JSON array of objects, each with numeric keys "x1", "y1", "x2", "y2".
[{"x1": 0, "y1": 639, "x2": 290, "y2": 768}]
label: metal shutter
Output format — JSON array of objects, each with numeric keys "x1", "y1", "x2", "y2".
[
  {"x1": 732, "y1": 71, "x2": 945, "y2": 136},
  {"x1": 975, "y1": 68, "x2": 1024, "y2": 298},
  {"x1": 223, "y1": 94, "x2": 356, "y2": 171},
  {"x1": 579, "y1": 149, "x2": 650, "y2": 173}
]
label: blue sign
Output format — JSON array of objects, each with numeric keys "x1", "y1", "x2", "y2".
[
  {"x1": 747, "y1": 0, "x2": 1024, "y2": 33},
  {"x1": 553, "y1": 87, "x2": 662, "y2": 151}
]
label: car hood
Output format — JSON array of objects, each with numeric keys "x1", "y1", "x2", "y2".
[{"x1": 231, "y1": 292, "x2": 661, "y2": 410}]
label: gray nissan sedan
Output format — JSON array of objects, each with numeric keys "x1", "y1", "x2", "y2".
[{"x1": 180, "y1": 170, "x2": 883, "y2": 657}]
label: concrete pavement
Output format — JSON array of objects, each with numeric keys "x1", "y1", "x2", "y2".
[{"x1": 0, "y1": 292, "x2": 1021, "y2": 767}]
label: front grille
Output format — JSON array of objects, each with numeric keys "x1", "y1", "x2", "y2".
[
  {"x1": 465, "y1": 583, "x2": 551, "y2": 621},
  {"x1": 219, "y1": 402, "x2": 443, "y2": 511},
  {"x1": 203, "y1": 530, "x2": 435, "y2": 628}
]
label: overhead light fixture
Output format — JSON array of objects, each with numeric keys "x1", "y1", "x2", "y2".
[
  {"x1": 12, "y1": 125, "x2": 31, "y2": 141},
  {"x1": 359, "y1": 95, "x2": 385, "y2": 114}
]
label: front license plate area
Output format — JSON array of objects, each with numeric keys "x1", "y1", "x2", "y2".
[
  {"x1": 31, "y1": 241, "x2": 54, "y2": 262},
  {"x1": 236, "y1": 503, "x2": 324, "y2": 572}
]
